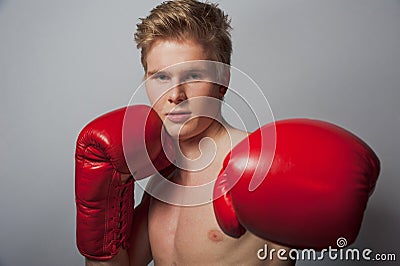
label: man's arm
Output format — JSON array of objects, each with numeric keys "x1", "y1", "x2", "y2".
[
  {"x1": 128, "y1": 193, "x2": 153, "y2": 265},
  {"x1": 84, "y1": 190, "x2": 152, "y2": 266},
  {"x1": 213, "y1": 119, "x2": 380, "y2": 249},
  {"x1": 75, "y1": 106, "x2": 171, "y2": 264},
  {"x1": 84, "y1": 184, "x2": 152, "y2": 266},
  {"x1": 85, "y1": 250, "x2": 129, "y2": 266}
]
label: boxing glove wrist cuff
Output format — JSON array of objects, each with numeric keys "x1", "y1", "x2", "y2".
[
  {"x1": 106, "y1": 176, "x2": 134, "y2": 255},
  {"x1": 76, "y1": 174, "x2": 134, "y2": 261}
]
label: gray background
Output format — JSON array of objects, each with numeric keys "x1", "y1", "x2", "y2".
[{"x1": 0, "y1": 0, "x2": 399, "y2": 265}]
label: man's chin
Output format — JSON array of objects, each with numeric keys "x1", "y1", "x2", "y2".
[
  {"x1": 163, "y1": 120, "x2": 190, "y2": 138},
  {"x1": 162, "y1": 125, "x2": 183, "y2": 140}
]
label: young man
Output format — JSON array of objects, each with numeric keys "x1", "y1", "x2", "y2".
[
  {"x1": 76, "y1": 1, "x2": 379, "y2": 265},
  {"x1": 133, "y1": 1, "x2": 294, "y2": 265},
  {"x1": 86, "y1": 1, "x2": 294, "y2": 265}
]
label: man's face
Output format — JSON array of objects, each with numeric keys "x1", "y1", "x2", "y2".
[{"x1": 145, "y1": 39, "x2": 227, "y2": 141}]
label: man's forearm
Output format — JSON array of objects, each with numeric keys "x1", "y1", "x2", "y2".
[{"x1": 85, "y1": 249, "x2": 129, "y2": 266}]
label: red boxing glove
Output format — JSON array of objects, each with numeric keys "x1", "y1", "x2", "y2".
[
  {"x1": 213, "y1": 119, "x2": 380, "y2": 249},
  {"x1": 75, "y1": 105, "x2": 171, "y2": 260}
]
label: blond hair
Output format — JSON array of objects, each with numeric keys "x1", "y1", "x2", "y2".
[{"x1": 134, "y1": 0, "x2": 232, "y2": 71}]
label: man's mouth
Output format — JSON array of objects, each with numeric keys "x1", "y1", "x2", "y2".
[{"x1": 165, "y1": 111, "x2": 192, "y2": 123}]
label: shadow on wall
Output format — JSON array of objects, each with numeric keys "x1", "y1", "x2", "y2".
[
  {"x1": 326, "y1": 164, "x2": 400, "y2": 265},
  {"x1": 296, "y1": 199, "x2": 399, "y2": 266},
  {"x1": 350, "y1": 202, "x2": 399, "y2": 265}
]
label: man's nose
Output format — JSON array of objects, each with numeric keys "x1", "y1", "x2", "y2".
[{"x1": 168, "y1": 84, "x2": 187, "y2": 104}]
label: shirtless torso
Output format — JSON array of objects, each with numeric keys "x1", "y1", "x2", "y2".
[{"x1": 143, "y1": 127, "x2": 296, "y2": 266}]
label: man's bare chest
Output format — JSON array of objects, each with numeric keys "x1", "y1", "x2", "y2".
[{"x1": 148, "y1": 197, "x2": 233, "y2": 262}]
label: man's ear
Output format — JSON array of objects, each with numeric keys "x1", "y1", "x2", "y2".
[
  {"x1": 219, "y1": 68, "x2": 230, "y2": 99},
  {"x1": 219, "y1": 86, "x2": 228, "y2": 99}
]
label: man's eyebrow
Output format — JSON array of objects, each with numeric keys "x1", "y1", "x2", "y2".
[
  {"x1": 183, "y1": 68, "x2": 208, "y2": 73},
  {"x1": 146, "y1": 68, "x2": 209, "y2": 77},
  {"x1": 146, "y1": 70, "x2": 160, "y2": 77}
]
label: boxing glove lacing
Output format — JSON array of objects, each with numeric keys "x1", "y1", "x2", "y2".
[{"x1": 107, "y1": 177, "x2": 134, "y2": 255}]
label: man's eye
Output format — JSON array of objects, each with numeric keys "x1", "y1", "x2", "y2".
[
  {"x1": 185, "y1": 73, "x2": 201, "y2": 81},
  {"x1": 153, "y1": 74, "x2": 169, "y2": 81}
]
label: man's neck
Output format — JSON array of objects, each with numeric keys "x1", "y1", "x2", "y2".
[
  {"x1": 173, "y1": 116, "x2": 230, "y2": 170},
  {"x1": 167, "y1": 116, "x2": 249, "y2": 187}
]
